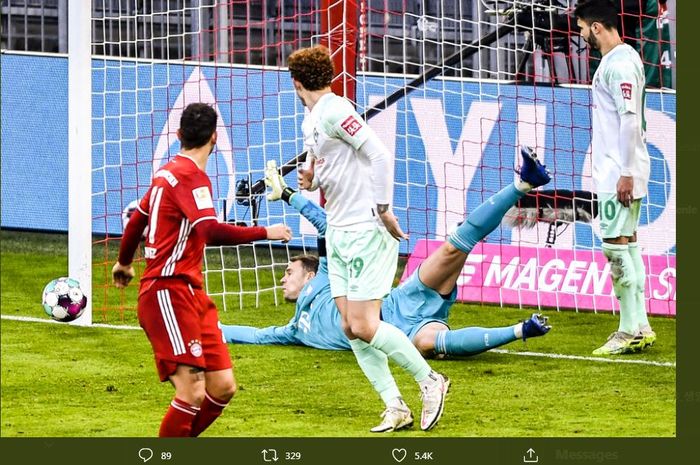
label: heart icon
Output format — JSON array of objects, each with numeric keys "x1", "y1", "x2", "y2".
[{"x1": 392, "y1": 448, "x2": 407, "y2": 463}]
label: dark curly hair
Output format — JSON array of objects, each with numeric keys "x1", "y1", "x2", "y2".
[
  {"x1": 287, "y1": 45, "x2": 334, "y2": 91},
  {"x1": 179, "y1": 103, "x2": 217, "y2": 150}
]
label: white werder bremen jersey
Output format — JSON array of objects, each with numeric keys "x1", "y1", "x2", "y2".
[
  {"x1": 591, "y1": 43, "x2": 650, "y2": 198},
  {"x1": 302, "y1": 92, "x2": 384, "y2": 229}
]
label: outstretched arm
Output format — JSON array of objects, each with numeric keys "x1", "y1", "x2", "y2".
[
  {"x1": 195, "y1": 220, "x2": 291, "y2": 245},
  {"x1": 265, "y1": 160, "x2": 327, "y2": 235},
  {"x1": 289, "y1": 193, "x2": 327, "y2": 236},
  {"x1": 221, "y1": 323, "x2": 298, "y2": 346}
]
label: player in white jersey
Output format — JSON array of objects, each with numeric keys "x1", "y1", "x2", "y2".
[
  {"x1": 287, "y1": 45, "x2": 449, "y2": 432},
  {"x1": 575, "y1": 0, "x2": 655, "y2": 355}
]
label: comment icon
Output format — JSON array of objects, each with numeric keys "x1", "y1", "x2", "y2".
[{"x1": 138, "y1": 448, "x2": 154, "y2": 463}]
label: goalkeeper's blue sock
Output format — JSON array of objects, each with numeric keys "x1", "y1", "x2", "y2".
[
  {"x1": 348, "y1": 337, "x2": 402, "y2": 406},
  {"x1": 434, "y1": 326, "x2": 518, "y2": 356},
  {"x1": 448, "y1": 183, "x2": 526, "y2": 254}
]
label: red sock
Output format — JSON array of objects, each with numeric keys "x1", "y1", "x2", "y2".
[
  {"x1": 190, "y1": 391, "x2": 229, "y2": 437},
  {"x1": 158, "y1": 398, "x2": 199, "y2": 437}
]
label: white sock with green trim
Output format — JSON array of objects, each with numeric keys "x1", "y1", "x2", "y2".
[
  {"x1": 348, "y1": 338, "x2": 402, "y2": 406},
  {"x1": 602, "y1": 243, "x2": 638, "y2": 335},
  {"x1": 627, "y1": 242, "x2": 650, "y2": 330},
  {"x1": 370, "y1": 321, "x2": 432, "y2": 383}
]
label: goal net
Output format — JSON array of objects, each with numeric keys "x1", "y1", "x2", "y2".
[{"x1": 87, "y1": 0, "x2": 675, "y2": 323}]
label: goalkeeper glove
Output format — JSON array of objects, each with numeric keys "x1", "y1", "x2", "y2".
[{"x1": 264, "y1": 160, "x2": 296, "y2": 203}]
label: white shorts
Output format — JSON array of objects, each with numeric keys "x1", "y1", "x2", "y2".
[{"x1": 326, "y1": 226, "x2": 398, "y2": 301}]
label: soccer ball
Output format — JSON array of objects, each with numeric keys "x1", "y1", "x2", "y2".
[{"x1": 42, "y1": 277, "x2": 87, "y2": 322}]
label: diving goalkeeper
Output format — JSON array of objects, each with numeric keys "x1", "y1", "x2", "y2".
[{"x1": 222, "y1": 148, "x2": 552, "y2": 358}]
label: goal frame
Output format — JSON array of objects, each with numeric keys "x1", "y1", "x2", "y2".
[{"x1": 68, "y1": 0, "x2": 92, "y2": 326}]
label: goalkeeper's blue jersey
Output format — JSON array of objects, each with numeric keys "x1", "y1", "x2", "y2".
[
  {"x1": 220, "y1": 194, "x2": 455, "y2": 350},
  {"x1": 221, "y1": 257, "x2": 348, "y2": 349},
  {"x1": 221, "y1": 194, "x2": 351, "y2": 350},
  {"x1": 222, "y1": 258, "x2": 455, "y2": 350}
]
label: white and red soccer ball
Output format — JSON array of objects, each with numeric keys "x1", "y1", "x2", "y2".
[{"x1": 42, "y1": 277, "x2": 87, "y2": 322}]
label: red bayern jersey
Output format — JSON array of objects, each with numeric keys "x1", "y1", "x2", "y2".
[{"x1": 137, "y1": 154, "x2": 218, "y2": 288}]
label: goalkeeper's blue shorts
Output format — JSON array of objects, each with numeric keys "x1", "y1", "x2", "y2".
[{"x1": 381, "y1": 269, "x2": 456, "y2": 342}]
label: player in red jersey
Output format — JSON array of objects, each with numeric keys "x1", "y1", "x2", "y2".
[{"x1": 112, "y1": 102, "x2": 292, "y2": 437}]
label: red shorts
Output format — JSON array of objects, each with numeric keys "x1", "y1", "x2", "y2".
[{"x1": 138, "y1": 279, "x2": 232, "y2": 382}]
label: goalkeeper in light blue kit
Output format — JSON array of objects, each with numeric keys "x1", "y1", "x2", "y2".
[{"x1": 223, "y1": 147, "x2": 553, "y2": 401}]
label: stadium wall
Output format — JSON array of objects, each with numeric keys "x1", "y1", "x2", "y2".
[{"x1": 1, "y1": 53, "x2": 675, "y2": 314}]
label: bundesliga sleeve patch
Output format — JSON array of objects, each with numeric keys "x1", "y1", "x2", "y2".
[
  {"x1": 340, "y1": 115, "x2": 363, "y2": 136},
  {"x1": 192, "y1": 186, "x2": 214, "y2": 210},
  {"x1": 620, "y1": 82, "x2": 633, "y2": 100}
]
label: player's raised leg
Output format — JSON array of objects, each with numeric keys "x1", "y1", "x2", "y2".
[{"x1": 419, "y1": 147, "x2": 551, "y2": 295}]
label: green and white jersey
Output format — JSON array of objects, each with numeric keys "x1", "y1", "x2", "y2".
[
  {"x1": 302, "y1": 92, "x2": 384, "y2": 230},
  {"x1": 591, "y1": 43, "x2": 650, "y2": 198}
]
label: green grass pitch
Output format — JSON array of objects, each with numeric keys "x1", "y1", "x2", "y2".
[{"x1": 1, "y1": 230, "x2": 675, "y2": 437}]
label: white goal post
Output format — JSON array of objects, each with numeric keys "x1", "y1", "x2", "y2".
[{"x1": 68, "y1": 0, "x2": 92, "y2": 326}]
